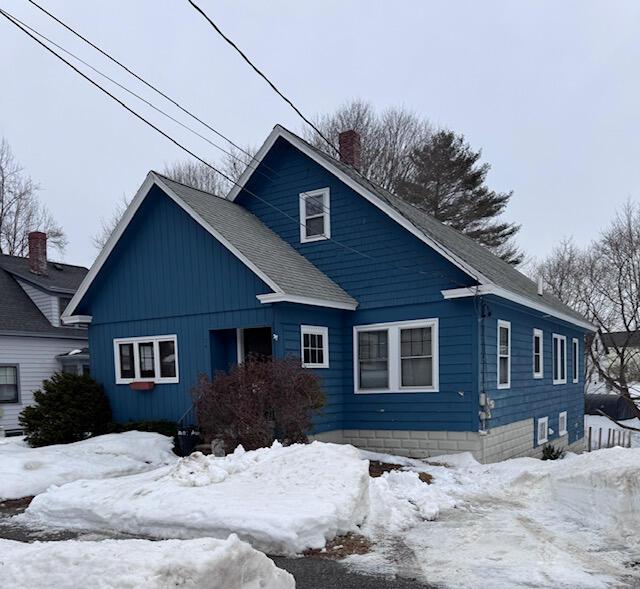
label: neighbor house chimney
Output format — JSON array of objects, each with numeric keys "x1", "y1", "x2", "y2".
[
  {"x1": 338, "y1": 130, "x2": 361, "y2": 170},
  {"x1": 28, "y1": 231, "x2": 47, "y2": 275}
]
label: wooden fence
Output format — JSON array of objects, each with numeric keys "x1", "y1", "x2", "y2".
[{"x1": 587, "y1": 426, "x2": 633, "y2": 451}]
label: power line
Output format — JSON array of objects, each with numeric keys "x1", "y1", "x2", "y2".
[
  {"x1": 25, "y1": 0, "x2": 274, "y2": 176},
  {"x1": 185, "y1": 0, "x2": 338, "y2": 156},
  {"x1": 0, "y1": 7, "x2": 470, "y2": 288}
]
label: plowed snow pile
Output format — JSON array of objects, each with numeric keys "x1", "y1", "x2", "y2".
[
  {"x1": 23, "y1": 441, "x2": 370, "y2": 555},
  {"x1": 0, "y1": 535, "x2": 294, "y2": 589},
  {"x1": 0, "y1": 432, "x2": 175, "y2": 500},
  {"x1": 350, "y1": 447, "x2": 640, "y2": 589}
]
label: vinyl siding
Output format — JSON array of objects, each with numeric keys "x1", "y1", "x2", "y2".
[
  {"x1": 481, "y1": 296, "x2": 585, "y2": 445},
  {"x1": 17, "y1": 280, "x2": 59, "y2": 326},
  {"x1": 0, "y1": 334, "x2": 87, "y2": 431}
]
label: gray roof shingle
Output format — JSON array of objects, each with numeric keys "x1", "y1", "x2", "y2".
[
  {"x1": 154, "y1": 173, "x2": 357, "y2": 309},
  {"x1": 0, "y1": 255, "x2": 88, "y2": 294},
  {"x1": 280, "y1": 127, "x2": 588, "y2": 325}
]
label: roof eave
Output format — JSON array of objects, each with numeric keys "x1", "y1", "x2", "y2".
[
  {"x1": 441, "y1": 285, "x2": 597, "y2": 332},
  {"x1": 257, "y1": 293, "x2": 358, "y2": 310}
]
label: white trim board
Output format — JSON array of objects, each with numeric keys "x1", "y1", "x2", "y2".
[
  {"x1": 441, "y1": 285, "x2": 596, "y2": 332},
  {"x1": 63, "y1": 172, "x2": 353, "y2": 319}
]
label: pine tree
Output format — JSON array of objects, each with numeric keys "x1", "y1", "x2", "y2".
[{"x1": 396, "y1": 130, "x2": 522, "y2": 264}]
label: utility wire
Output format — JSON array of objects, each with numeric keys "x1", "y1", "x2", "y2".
[
  {"x1": 25, "y1": 0, "x2": 276, "y2": 177},
  {"x1": 0, "y1": 7, "x2": 470, "y2": 288},
  {"x1": 185, "y1": 0, "x2": 338, "y2": 156}
]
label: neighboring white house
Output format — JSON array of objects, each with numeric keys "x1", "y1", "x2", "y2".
[{"x1": 0, "y1": 232, "x2": 88, "y2": 435}]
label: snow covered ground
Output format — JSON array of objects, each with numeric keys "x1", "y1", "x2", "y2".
[
  {"x1": 0, "y1": 534, "x2": 294, "y2": 589},
  {"x1": 585, "y1": 414, "x2": 640, "y2": 448},
  {"x1": 22, "y1": 441, "x2": 370, "y2": 555},
  {"x1": 348, "y1": 448, "x2": 640, "y2": 589},
  {"x1": 0, "y1": 431, "x2": 175, "y2": 500}
]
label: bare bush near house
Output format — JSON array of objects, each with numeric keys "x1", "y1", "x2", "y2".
[
  {"x1": 192, "y1": 356, "x2": 325, "y2": 451},
  {"x1": 534, "y1": 202, "x2": 640, "y2": 398},
  {"x1": 0, "y1": 138, "x2": 66, "y2": 256}
]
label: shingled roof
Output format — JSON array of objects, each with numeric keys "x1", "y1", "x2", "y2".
[
  {"x1": 228, "y1": 125, "x2": 593, "y2": 330},
  {"x1": 0, "y1": 254, "x2": 88, "y2": 294}
]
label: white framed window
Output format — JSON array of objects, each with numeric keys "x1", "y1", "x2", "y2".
[
  {"x1": 299, "y1": 188, "x2": 330, "y2": 243},
  {"x1": 0, "y1": 365, "x2": 19, "y2": 404},
  {"x1": 537, "y1": 416, "x2": 549, "y2": 445},
  {"x1": 497, "y1": 320, "x2": 511, "y2": 389},
  {"x1": 552, "y1": 334, "x2": 567, "y2": 384},
  {"x1": 572, "y1": 338, "x2": 579, "y2": 383},
  {"x1": 533, "y1": 328, "x2": 543, "y2": 379},
  {"x1": 301, "y1": 325, "x2": 329, "y2": 368},
  {"x1": 354, "y1": 319, "x2": 439, "y2": 394},
  {"x1": 558, "y1": 411, "x2": 568, "y2": 436},
  {"x1": 114, "y1": 335, "x2": 179, "y2": 384}
]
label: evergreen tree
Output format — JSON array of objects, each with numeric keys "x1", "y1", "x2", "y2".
[{"x1": 396, "y1": 130, "x2": 522, "y2": 264}]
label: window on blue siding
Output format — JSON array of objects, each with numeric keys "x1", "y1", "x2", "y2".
[
  {"x1": 118, "y1": 343, "x2": 135, "y2": 379},
  {"x1": 358, "y1": 330, "x2": 389, "y2": 390},
  {"x1": 537, "y1": 416, "x2": 549, "y2": 445},
  {"x1": 139, "y1": 342, "x2": 155, "y2": 378},
  {"x1": 301, "y1": 325, "x2": 329, "y2": 368},
  {"x1": 299, "y1": 188, "x2": 330, "y2": 243},
  {"x1": 498, "y1": 320, "x2": 511, "y2": 389},
  {"x1": 572, "y1": 338, "x2": 579, "y2": 383},
  {"x1": 159, "y1": 340, "x2": 177, "y2": 378},
  {"x1": 552, "y1": 334, "x2": 567, "y2": 384},
  {"x1": 533, "y1": 329, "x2": 543, "y2": 379},
  {"x1": 400, "y1": 327, "x2": 433, "y2": 387},
  {"x1": 114, "y1": 335, "x2": 179, "y2": 384}
]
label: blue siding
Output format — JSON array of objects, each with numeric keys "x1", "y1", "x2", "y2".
[
  {"x1": 236, "y1": 138, "x2": 476, "y2": 309},
  {"x1": 83, "y1": 187, "x2": 276, "y2": 421},
  {"x1": 481, "y1": 297, "x2": 585, "y2": 445}
]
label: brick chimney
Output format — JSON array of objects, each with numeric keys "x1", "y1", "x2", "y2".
[
  {"x1": 338, "y1": 130, "x2": 361, "y2": 170},
  {"x1": 28, "y1": 231, "x2": 48, "y2": 275}
]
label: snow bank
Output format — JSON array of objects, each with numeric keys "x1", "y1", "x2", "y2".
[
  {"x1": 24, "y1": 441, "x2": 370, "y2": 555},
  {"x1": 0, "y1": 535, "x2": 294, "y2": 589},
  {"x1": 0, "y1": 431, "x2": 175, "y2": 500}
]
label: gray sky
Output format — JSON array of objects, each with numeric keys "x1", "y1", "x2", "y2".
[{"x1": 1, "y1": 0, "x2": 639, "y2": 268}]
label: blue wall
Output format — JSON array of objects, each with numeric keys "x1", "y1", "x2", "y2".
[
  {"x1": 83, "y1": 187, "x2": 276, "y2": 421},
  {"x1": 481, "y1": 296, "x2": 585, "y2": 446}
]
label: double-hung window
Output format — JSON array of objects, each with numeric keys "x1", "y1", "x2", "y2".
[
  {"x1": 0, "y1": 365, "x2": 19, "y2": 403},
  {"x1": 299, "y1": 188, "x2": 330, "y2": 243},
  {"x1": 552, "y1": 334, "x2": 567, "y2": 384},
  {"x1": 537, "y1": 416, "x2": 549, "y2": 445},
  {"x1": 114, "y1": 335, "x2": 178, "y2": 384},
  {"x1": 301, "y1": 325, "x2": 329, "y2": 368},
  {"x1": 497, "y1": 320, "x2": 511, "y2": 389},
  {"x1": 354, "y1": 319, "x2": 438, "y2": 393},
  {"x1": 572, "y1": 338, "x2": 579, "y2": 383},
  {"x1": 533, "y1": 329, "x2": 543, "y2": 379}
]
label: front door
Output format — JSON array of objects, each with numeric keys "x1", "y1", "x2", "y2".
[{"x1": 238, "y1": 327, "x2": 272, "y2": 362}]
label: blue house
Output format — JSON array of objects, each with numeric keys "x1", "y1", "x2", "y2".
[{"x1": 63, "y1": 126, "x2": 594, "y2": 462}]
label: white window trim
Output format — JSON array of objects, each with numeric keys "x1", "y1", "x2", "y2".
[
  {"x1": 497, "y1": 320, "x2": 511, "y2": 389},
  {"x1": 537, "y1": 416, "x2": 549, "y2": 445},
  {"x1": 552, "y1": 334, "x2": 567, "y2": 385},
  {"x1": 113, "y1": 335, "x2": 179, "y2": 384},
  {"x1": 533, "y1": 328, "x2": 543, "y2": 379},
  {"x1": 559, "y1": 411, "x2": 568, "y2": 436},
  {"x1": 572, "y1": 337, "x2": 579, "y2": 383},
  {"x1": 301, "y1": 325, "x2": 329, "y2": 368},
  {"x1": 299, "y1": 188, "x2": 331, "y2": 243},
  {"x1": 353, "y1": 318, "x2": 439, "y2": 394}
]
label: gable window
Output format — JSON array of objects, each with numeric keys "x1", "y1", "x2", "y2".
[
  {"x1": 301, "y1": 325, "x2": 329, "y2": 368},
  {"x1": 497, "y1": 320, "x2": 511, "y2": 389},
  {"x1": 0, "y1": 365, "x2": 19, "y2": 403},
  {"x1": 552, "y1": 334, "x2": 567, "y2": 384},
  {"x1": 533, "y1": 329, "x2": 543, "y2": 379},
  {"x1": 114, "y1": 335, "x2": 179, "y2": 384},
  {"x1": 572, "y1": 338, "x2": 579, "y2": 383},
  {"x1": 537, "y1": 416, "x2": 549, "y2": 445},
  {"x1": 299, "y1": 188, "x2": 330, "y2": 243},
  {"x1": 355, "y1": 319, "x2": 438, "y2": 393},
  {"x1": 558, "y1": 411, "x2": 568, "y2": 436}
]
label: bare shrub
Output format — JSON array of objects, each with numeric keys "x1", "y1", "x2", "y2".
[{"x1": 192, "y1": 356, "x2": 325, "y2": 451}]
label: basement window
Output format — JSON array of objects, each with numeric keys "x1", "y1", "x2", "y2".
[
  {"x1": 559, "y1": 411, "x2": 568, "y2": 436},
  {"x1": 114, "y1": 335, "x2": 179, "y2": 384},
  {"x1": 299, "y1": 188, "x2": 330, "y2": 243},
  {"x1": 537, "y1": 416, "x2": 549, "y2": 445}
]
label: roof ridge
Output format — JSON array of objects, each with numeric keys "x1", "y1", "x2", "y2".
[
  {"x1": 0, "y1": 253, "x2": 88, "y2": 271},
  {"x1": 151, "y1": 170, "x2": 227, "y2": 200}
]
